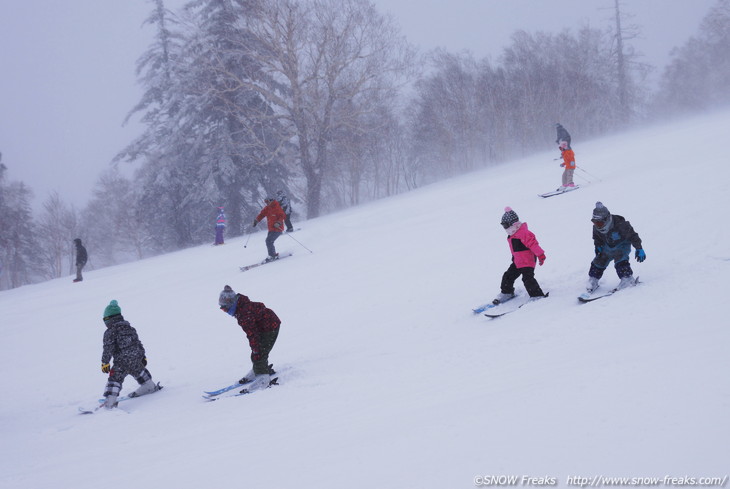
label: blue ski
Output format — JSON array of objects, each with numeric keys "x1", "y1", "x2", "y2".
[
  {"x1": 203, "y1": 378, "x2": 279, "y2": 401},
  {"x1": 484, "y1": 293, "x2": 549, "y2": 318},
  {"x1": 472, "y1": 302, "x2": 497, "y2": 314},
  {"x1": 203, "y1": 383, "x2": 243, "y2": 397}
]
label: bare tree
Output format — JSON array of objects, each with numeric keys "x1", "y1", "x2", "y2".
[
  {"x1": 609, "y1": 0, "x2": 652, "y2": 122},
  {"x1": 215, "y1": 0, "x2": 414, "y2": 218},
  {"x1": 36, "y1": 192, "x2": 77, "y2": 280}
]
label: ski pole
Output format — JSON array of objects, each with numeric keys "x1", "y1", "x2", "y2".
[
  {"x1": 243, "y1": 232, "x2": 252, "y2": 248},
  {"x1": 574, "y1": 171, "x2": 592, "y2": 184},
  {"x1": 576, "y1": 165, "x2": 602, "y2": 182},
  {"x1": 285, "y1": 232, "x2": 313, "y2": 254}
]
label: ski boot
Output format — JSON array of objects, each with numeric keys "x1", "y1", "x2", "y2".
[
  {"x1": 239, "y1": 364, "x2": 276, "y2": 385},
  {"x1": 616, "y1": 275, "x2": 635, "y2": 290},
  {"x1": 492, "y1": 292, "x2": 515, "y2": 305},
  {"x1": 128, "y1": 379, "x2": 161, "y2": 398},
  {"x1": 102, "y1": 394, "x2": 118, "y2": 410},
  {"x1": 586, "y1": 277, "x2": 599, "y2": 293}
]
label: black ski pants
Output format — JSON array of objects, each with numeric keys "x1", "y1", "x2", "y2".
[{"x1": 500, "y1": 262, "x2": 545, "y2": 298}]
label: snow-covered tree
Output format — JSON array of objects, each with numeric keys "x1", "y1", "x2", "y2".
[
  {"x1": 0, "y1": 161, "x2": 38, "y2": 290},
  {"x1": 653, "y1": 0, "x2": 730, "y2": 115}
]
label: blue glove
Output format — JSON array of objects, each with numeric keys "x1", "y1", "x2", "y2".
[
  {"x1": 595, "y1": 246, "x2": 602, "y2": 255},
  {"x1": 635, "y1": 249, "x2": 646, "y2": 262}
]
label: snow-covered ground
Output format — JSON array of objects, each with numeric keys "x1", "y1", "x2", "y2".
[{"x1": 1, "y1": 110, "x2": 729, "y2": 489}]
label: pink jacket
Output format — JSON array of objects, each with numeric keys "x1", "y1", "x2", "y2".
[{"x1": 506, "y1": 222, "x2": 544, "y2": 268}]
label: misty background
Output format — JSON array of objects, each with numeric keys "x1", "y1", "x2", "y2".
[{"x1": 1, "y1": 0, "x2": 728, "y2": 290}]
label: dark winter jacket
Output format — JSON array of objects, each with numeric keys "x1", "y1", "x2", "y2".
[
  {"x1": 231, "y1": 294, "x2": 281, "y2": 338},
  {"x1": 277, "y1": 191, "x2": 292, "y2": 215},
  {"x1": 102, "y1": 316, "x2": 147, "y2": 368},
  {"x1": 555, "y1": 124, "x2": 571, "y2": 148},
  {"x1": 592, "y1": 215, "x2": 642, "y2": 251},
  {"x1": 75, "y1": 239, "x2": 88, "y2": 267}
]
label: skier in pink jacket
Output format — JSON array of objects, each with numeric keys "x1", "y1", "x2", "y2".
[{"x1": 493, "y1": 207, "x2": 547, "y2": 305}]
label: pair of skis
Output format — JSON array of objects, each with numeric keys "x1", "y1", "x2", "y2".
[
  {"x1": 78, "y1": 383, "x2": 163, "y2": 414},
  {"x1": 472, "y1": 293, "x2": 549, "y2": 318},
  {"x1": 203, "y1": 363, "x2": 280, "y2": 401},
  {"x1": 240, "y1": 253, "x2": 293, "y2": 272},
  {"x1": 577, "y1": 276, "x2": 640, "y2": 302},
  {"x1": 538, "y1": 185, "x2": 580, "y2": 198},
  {"x1": 472, "y1": 277, "x2": 641, "y2": 317},
  {"x1": 202, "y1": 377, "x2": 279, "y2": 402}
]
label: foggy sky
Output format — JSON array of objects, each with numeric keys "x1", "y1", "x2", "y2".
[{"x1": 0, "y1": 0, "x2": 714, "y2": 209}]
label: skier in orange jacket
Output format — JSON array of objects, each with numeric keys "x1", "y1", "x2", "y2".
[
  {"x1": 253, "y1": 197, "x2": 287, "y2": 261},
  {"x1": 558, "y1": 140, "x2": 576, "y2": 191}
]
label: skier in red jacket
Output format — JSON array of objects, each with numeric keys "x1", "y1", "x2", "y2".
[{"x1": 253, "y1": 197, "x2": 287, "y2": 262}]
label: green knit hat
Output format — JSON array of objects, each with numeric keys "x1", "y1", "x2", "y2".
[{"x1": 103, "y1": 300, "x2": 122, "y2": 319}]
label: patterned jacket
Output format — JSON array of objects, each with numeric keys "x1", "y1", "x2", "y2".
[
  {"x1": 506, "y1": 222, "x2": 545, "y2": 269},
  {"x1": 592, "y1": 215, "x2": 642, "y2": 251},
  {"x1": 232, "y1": 294, "x2": 281, "y2": 337},
  {"x1": 216, "y1": 211, "x2": 226, "y2": 228},
  {"x1": 102, "y1": 316, "x2": 146, "y2": 367}
]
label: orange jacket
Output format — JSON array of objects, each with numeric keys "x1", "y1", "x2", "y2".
[
  {"x1": 256, "y1": 200, "x2": 286, "y2": 232},
  {"x1": 561, "y1": 148, "x2": 576, "y2": 170}
]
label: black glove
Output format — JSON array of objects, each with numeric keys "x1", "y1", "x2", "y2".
[
  {"x1": 252, "y1": 219, "x2": 258, "y2": 227},
  {"x1": 143, "y1": 357, "x2": 148, "y2": 367}
]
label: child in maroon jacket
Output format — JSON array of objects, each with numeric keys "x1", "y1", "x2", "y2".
[
  {"x1": 219, "y1": 285, "x2": 280, "y2": 391},
  {"x1": 493, "y1": 207, "x2": 547, "y2": 305}
]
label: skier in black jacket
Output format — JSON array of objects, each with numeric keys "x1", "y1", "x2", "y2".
[
  {"x1": 555, "y1": 123, "x2": 571, "y2": 150},
  {"x1": 586, "y1": 202, "x2": 646, "y2": 293},
  {"x1": 276, "y1": 190, "x2": 295, "y2": 232},
  {"x1": 73, "y1": 238, "x2": 87, "y2": 282}
]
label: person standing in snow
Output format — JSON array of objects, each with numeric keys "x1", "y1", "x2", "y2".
[
  {"x1": 586, "y1": 202, "x2": 646, "y2": 293},
  {"x1": 252, "y1": 197, "x2": 287, "y2": 262},
  {"x1": 555, "y1": 123, "x2": 571, "y2": 149},
  {"x1": 214, "y1": 207, "x2": 226, "y2": 245},
  {"x1": 73, "y1": 238, "x2": 87, "y2": 283},
  {"x1": 276, "y1": 190, "x2": 295, "y2": 233},
  {"x1": 558, "y1": 140, "x2": 576, "y2": 191},
  {"x1": 100, "y1": 300, "x2": 160, "y2": 409},
  {"x1": 218, "y1": 285, "x2": 280, "y2": 391},
  {"x1": 493, "y1": 207, "x2": 547, "y2": 305}
]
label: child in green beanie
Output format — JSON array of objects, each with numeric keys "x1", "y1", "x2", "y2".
[{"x1": 100, "y1": 300, "x2": 161, "y2": 408}]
